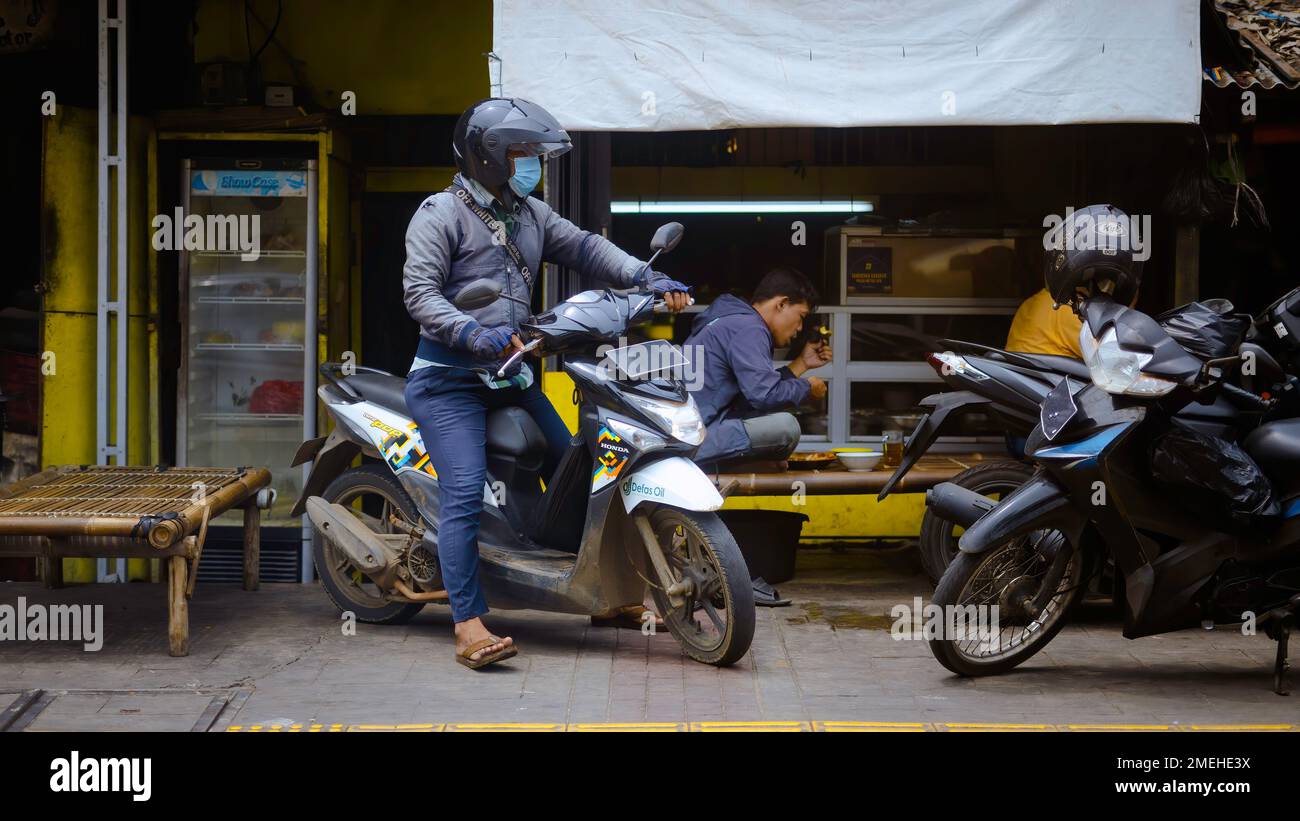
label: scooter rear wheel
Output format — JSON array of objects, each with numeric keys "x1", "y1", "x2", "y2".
[
  {"x1": 645, "y1": 506, "x2": 755, "y2": 667},
  {"x1": 313, "y1": 465, "x2": 427, "y2": 625}
]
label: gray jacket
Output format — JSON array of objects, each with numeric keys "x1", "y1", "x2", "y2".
[{"x1": 403, "y1": 173, "x2": 650, "y2": 351}]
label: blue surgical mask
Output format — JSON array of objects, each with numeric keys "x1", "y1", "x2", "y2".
[{"x1": 508, "y1": 156, "x2": 541, "y2": 197}]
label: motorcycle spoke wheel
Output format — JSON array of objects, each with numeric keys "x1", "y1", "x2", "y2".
[{"x1": 949, "y1": 531, "x2": 1079, "y2": 664}]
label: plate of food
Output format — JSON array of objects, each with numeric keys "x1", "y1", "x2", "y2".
[{"x1": 787, "y1": 450, "x2": 837, "y2": 470}]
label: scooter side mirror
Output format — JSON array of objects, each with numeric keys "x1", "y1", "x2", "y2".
[
  {"x1": 1240, "y1": 341, "x2": 1286, "y2": 384},
  {"x1": 650, "y1": 222, "x2": 684, "y2": 255},
  {"x1": 454, "y1": 278, "x2": 501, "y2": 310}
]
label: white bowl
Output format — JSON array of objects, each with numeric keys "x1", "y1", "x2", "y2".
[{"x1": 834, "y1": 451, "x2": 883, "y2": 472}]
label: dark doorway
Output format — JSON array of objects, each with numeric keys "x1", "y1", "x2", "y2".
[{"x1": 360, "y1": 193, "x2": 428, "y2": 376}]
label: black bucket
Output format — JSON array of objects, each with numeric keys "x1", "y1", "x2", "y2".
[{"x1": 715, "y1": 509, "x2": 809, "y2": 584}]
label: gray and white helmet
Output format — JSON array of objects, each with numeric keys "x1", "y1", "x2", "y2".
[{"x1": 452, "y1": 98, "x2": 572, "y2": 206}]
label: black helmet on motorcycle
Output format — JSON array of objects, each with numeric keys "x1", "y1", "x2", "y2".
[
  {"x1": 452, "y1": 98, "x2": 572, "y2": 206},
  {"x1": 1043, "y1": 204, "x2": 1144, "y2": 309}
]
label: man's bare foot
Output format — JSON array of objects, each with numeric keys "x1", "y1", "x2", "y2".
[{"x1": 455, "y1": 617, "x2": 513, "y2": 662}]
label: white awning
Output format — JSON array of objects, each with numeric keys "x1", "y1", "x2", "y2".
[{"x1": 493, "y1": 0, "x2": 1202, "y2": 130}]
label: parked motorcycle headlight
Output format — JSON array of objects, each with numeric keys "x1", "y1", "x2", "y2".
[
  {"x1": 625, "y1": 393, "x2": 706, "y2": 446},
  {"x1": 606, "y1": 417, "x2": 668, "y2": 451},
  {"x1": 1079, "y1": 325, "x2": 1177, "y2": 396}
]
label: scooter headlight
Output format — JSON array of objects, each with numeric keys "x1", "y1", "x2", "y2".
[
  {"x1": 1079, "y1": 325, "x2": 1177, "y2": 397},
  {"x1": 606, "y1": 417, "x2": 668, "y2": 452},
  {"x1": 625, "y1": 393, "x2": 706, "y2": 446}
]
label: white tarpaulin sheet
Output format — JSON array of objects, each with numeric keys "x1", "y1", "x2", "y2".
[{"x1": 492, "y1": 0, "x2": 1202, "y2": 130}]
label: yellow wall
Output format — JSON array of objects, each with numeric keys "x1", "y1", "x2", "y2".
[
  {"x1": 40, "y1": 106, "x2": 155, "y2": 581},
  {"x1": 324, "y1": 133, "x2": 352, "y2": 359},
  {"x1": 193, "y1": 0, "x2": 492, "y2": 115},
  {"x1": 721, "y1": 492, "x2": 926, "y2": 539},
  {"x1": 542, "y1": 371, "x2": 579, "y2": 433},
  {"x1": 364, "y1": 166, "x2": 459, "y2": 194}
]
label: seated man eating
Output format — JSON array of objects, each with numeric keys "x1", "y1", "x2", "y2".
[{"x1": 683, "y1": 267, "x2": 831, "y2": 605}]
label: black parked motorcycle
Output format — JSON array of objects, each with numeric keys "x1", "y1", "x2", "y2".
[
  {"x1": 879, "y1": 337, "x2": 1250, "y2": 584},
  {"x1": 925, "y1": 287, "x2": 1300, "y2": 693}
]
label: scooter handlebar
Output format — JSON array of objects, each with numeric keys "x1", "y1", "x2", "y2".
[
  {"x1": 1221, "y1": 381, "x2": 1274, "y2": 411},
  {"x1": 496, "y1": 337, "x2": 544, "y2": 378},
  {"x1": 496, "y1": 290, "x2": 693, "y2": 376},
  {"x1": 652, "y1": 295, "x2": 695, "y2": 313}
]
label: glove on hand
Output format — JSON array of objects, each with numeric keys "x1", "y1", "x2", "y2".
[
  {"x1": 638, "y1": 267, "x2": 692, "y2": 295},
  {"x1": 467, "y1": 324, "x2": 516, "y2": 359}
]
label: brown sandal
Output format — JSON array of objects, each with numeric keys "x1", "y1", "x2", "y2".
[
  {"x1": 591, "y1": 605, "x2": 665, "y2": 631},
  {"x1": 456, "y1": 636, "x2": 517, "y2": 669}
]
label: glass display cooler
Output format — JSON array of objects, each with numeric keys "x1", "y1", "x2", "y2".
[{"x1": 177, "y1": 158, "x2": 317, "y2": 577}]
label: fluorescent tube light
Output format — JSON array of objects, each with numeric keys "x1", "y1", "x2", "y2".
[{"x1": 610, "y1": 200, "x2": 875, "y2": 214}]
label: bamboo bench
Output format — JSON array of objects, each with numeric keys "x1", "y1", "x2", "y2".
[
  {"x1": 0, "y1": 465, "x2": 273, "y2": 656},
  {"x1": 712, "y1": 454, "x2": 990, "y2": 496}
]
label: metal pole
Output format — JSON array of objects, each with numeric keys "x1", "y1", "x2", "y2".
[
  {"x1": 96, "y1": 0, "x2": 108, "y2": 469},
  {"x1": 302, "y1": 160, "x2": 319, "y2": 583},
  {"x1": 96, "y1": 0, "x2": 111, "y2": 582},
  {"x1": 96, "y1": 0, "x2": 128, "y2": 581},
  {"x1": 116, "y1": 0, "x2": 128, "y2": 471}
]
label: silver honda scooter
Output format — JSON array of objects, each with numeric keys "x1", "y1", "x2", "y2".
[{"x1": 290, "y1": 224, "x2": 754, "y2": 665}]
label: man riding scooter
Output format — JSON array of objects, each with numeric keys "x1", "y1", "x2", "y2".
[
  {"x1": 402, "y1": 97, "x2": 690, "y2": 668},
  {"x1": 683, "y1": 266, "x2": 831, "y2": 605}
]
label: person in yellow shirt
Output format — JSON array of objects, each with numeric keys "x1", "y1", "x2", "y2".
[{"x1": 1005, "y1": 287, "x2": 1083, "y2": 359}]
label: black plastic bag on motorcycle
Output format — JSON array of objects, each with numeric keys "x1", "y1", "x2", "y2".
[
  {"x1": 1149, "y1": 424, "x2": 1279, "y2": 524},
  {"x1": 1155, "y1": 299, "x2": 1250, "y2": 360}
]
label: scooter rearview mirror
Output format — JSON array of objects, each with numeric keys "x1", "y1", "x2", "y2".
[
  {"x1": 454, "y1": 278, "x2": 501, "y2": 310},
  {"x1": 650, "y1": 222, "x2": 684, "y2": 255}
]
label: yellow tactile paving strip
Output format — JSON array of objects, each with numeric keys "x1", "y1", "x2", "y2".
[{"x1": 224, "y1": 721, "x2": 1298, "y2": 733}]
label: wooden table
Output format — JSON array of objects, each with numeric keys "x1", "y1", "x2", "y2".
[{"x1": 0, "y1": 465, "x2": 272, "y2": 656}]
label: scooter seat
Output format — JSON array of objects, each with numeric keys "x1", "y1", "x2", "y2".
[
  {"x1": 1245, "y1": 418, "x2": 1300, "y2": 481},
  {"x1": 343, "y1": 373, "x2": 546, "y2": 464},
  {"x1": 343, "y1": 372, "x2": 410, "y2": 416},
  {"x1": 486, "y1": 407, "x2": 547, "y2": 465}
]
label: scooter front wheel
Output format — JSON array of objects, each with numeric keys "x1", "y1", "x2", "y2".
[
  {"x1": 645, "y1": 506, "x2": 755, "y2": 667},
  {"x1": 928, "y1": 531, "x2": 1084, "y2": 677}
]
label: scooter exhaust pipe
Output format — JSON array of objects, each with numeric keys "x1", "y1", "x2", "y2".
[
  {"x1": 925, "y1": 482, "x2": 997, "y2": 528},
  {"x1": 306, "y1": 496, "x2": 404, "y2": 589},
  {"x1": 393, "y1": 578, "x2": 449, "y2": 602}
]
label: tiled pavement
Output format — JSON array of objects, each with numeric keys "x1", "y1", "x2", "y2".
[{"x1": 1, "y1": 546, "x2": 1295, "y2": 731}]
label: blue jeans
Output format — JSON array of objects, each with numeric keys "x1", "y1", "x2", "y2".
[{"x1": 404, "y1": 364, "x2": 571, "y2": 623}]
